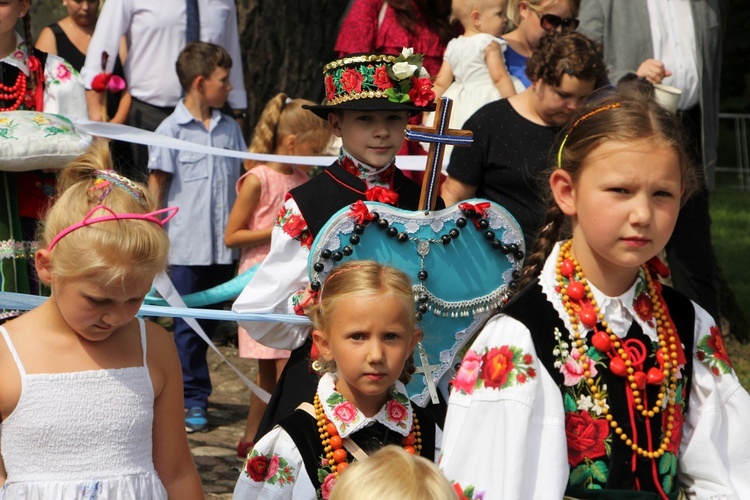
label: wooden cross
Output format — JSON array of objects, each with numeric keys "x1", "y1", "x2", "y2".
[
  {"x1": 405, "y1": 97, "x2": 473, "y2": 211},
  {"x1": 414, "y1": 342, "x2": 442, "y2": 404}
]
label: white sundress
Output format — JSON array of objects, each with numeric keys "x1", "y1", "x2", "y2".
[{"x1": 0, "y1": 319, "x2": 168, "y2": 499}]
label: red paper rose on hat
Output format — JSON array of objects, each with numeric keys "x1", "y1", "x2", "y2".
[
  {"x1": 373, "y1": 65, "x2": 393, "y2": 90},
  {"x1": 341, "y1": 68, "x2": 364, "y2": 94},
  {"x1": 408, "y1": 77, "x2": 435, "y2": 107}
]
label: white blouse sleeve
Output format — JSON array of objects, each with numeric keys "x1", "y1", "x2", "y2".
[
  {"x1": 232, "y1": 196, "x2": 312, "y2": 350},
  {"x1": 439, "y1": 314, "x2": 568, "y2": 500},
  {"x1": 42, "y1": 54, "x2": 87, "y2": 120},
  {"x1": 678, "y1": 304, "x2": 750, "y2": 499},
  {"x1": 233, "y1": 426, "x2": 315, "y2": 500}
]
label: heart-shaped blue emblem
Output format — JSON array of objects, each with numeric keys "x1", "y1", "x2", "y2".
[{"x1": 308, "y1": 198, "x2": 525, "y2": 405}]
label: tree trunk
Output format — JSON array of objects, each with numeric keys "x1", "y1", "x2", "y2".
[{"x1": 236, "y1": 0, "x2": 351, "y2": 129}]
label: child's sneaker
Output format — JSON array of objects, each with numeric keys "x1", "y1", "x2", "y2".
[{"x1": 185, "y1": 407, "x2": 208, "y2": 433}]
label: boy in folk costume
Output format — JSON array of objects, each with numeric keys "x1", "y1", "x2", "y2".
[{"x1": 232, "y1": 49, "x2": 440, "y2": 444}]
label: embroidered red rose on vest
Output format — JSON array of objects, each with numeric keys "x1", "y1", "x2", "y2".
[{"x1": 565, "y1": 410, "x2": 609, "y2": 466}]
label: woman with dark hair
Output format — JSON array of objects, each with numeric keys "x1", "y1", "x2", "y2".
[{"x1": 440, "y1": 31, "x2": 606, "y2": 249}]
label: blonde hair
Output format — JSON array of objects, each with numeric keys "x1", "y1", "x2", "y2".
[
  {"x1": 245, "y1": 93, "x2": 333, "y2": 169},
  {"x1": 507, "y1": 0, "x2": 579, "y2": 28},
  {"x1": 311, "y1": 261, "x2": 418, "y2": 383},
  {"x1": 329, "y1": 445, "x2": 455, "y2": 500},
  {"x1": 38, "y1": 140, "x2": 170, "y2": 286}
]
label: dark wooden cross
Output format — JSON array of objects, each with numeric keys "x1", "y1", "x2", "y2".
[
  {"x1": 405, "y1": 97, "x2": 473, "y2": 404},
  {"x1": 405, "y1": 96, "x2": 474, "y2": 211}
]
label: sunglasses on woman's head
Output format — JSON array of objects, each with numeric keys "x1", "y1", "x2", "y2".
[{"x1": 539, "y1": 13, "x2": 580, "y2": 31}]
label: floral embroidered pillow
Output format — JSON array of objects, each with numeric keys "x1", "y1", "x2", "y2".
[{"x1": 0, "y1": 111, "x2": 90, "y2": 172}]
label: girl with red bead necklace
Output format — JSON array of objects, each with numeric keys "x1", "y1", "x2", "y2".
[
  {"x1": 440, "y1": 78, "x2": 750, "y2": 499},
  {"x1": 1, "y1": 0, "x2": 86, "y2": 302},
  {"x1": 234, "y1": 261, "x2": 438, "y2": 499}
]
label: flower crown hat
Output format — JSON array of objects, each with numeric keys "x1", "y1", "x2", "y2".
[{"x1": 303, "y1": 48, "x2": 436, "y2": 118}]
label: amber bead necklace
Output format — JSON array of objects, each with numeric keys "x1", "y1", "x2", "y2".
[
  {"x1": 314, "y1": 392, "x2": 421, "y2": 479},
  {"x1": 556, "y1": 239, "x2": 680, "y2": 460}
]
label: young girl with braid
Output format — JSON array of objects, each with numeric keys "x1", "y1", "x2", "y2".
[
  {"x1": 0, "y1": 0, "x2": 85, "y2": 300},
  {"x1": 234, "y1": 261, "x2": 437, "y2": 499},
  {"x1": 439, "y1": 79, "x2": 750, "y2": 499},
  {"x1": 0, "y1": 142, "x2": 203, "y2": 498},
  {"x1": 225, "y1": 92, "x2": 333, "y2": 459}
]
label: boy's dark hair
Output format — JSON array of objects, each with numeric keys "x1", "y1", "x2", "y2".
[{"x1": 175, "y1": 41, "x2": 233, "y2": 92}]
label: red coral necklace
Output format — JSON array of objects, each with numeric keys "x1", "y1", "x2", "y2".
[
  {"x1": 555, "y1": 239, "x2": 679, "y2": 460},
  {"x1": 0, "y1": 71, "x2": 27, "y2": 111}
]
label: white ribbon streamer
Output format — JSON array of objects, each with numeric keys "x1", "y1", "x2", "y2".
[
  {"x1": 74, "y1": 119, "x2": 436, "y2": 171},
  {"x1": 153, "y1": 273, "x2": 272, "y2": 403}
]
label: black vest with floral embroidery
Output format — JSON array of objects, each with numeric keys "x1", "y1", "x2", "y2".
[
  {"x1": 279, "y1": 404, "x2": 436, "y2": 496},
  {"x1": 290, "y1": 161, "x2": 432, "y2": 237},
  {"x1": 503, "y1": 282, "x2": 695, "y2": 499}
]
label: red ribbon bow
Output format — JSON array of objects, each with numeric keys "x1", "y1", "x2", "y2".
[
  {"x1": 458, "y1": 201, "x2": 491, "y2": 228},
  {"x1": 646, "y1": 255, "x2": 671, "y2": 279},
  {"x1": 365, "y1": 186, "x2": 399, "y2": 205},
  {"x1": 24, "y1": 56, "x2": 44, "y2": 111},
  {"x1": 349, "y1": 200, "x2": 374, "y2": 224}
]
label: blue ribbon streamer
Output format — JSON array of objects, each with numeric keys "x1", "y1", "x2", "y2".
[{"x1": 0, "y1": 291, "x2": 310, "y2": 325}]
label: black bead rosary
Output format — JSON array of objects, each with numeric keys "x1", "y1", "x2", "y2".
[{"x1": 311, "y1": 205, "x2": 524, "y2": 318}]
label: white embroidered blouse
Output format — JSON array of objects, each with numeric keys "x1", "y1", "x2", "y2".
[
  {"x1": 439, "y1": 242, "x2": 750, "y2": 500},
  {"x1": 1, "y1": 34, "x2": 87, "y2": 119}
]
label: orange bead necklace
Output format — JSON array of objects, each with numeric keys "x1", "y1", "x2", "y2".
[
  {"x1": 555, "y1": 239, "x2": 680, "y2": 460},
  {"x1": 314, "y1": 392, "x2": 421, "y2": 479}
]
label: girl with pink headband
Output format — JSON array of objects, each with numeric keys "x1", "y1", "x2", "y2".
[{"x1": 0, "y1": 141, "x2": 203, "y2": 498}]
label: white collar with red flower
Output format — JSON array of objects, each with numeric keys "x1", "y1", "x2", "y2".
[
  {"x1": 339, "y1": 148, "x2": 395, "y2": 190},
  {"x1": 540, "y1": 242, "x2": 659, "y2": 343},
  {"x1": 317, "y1": 372, "x2": 414, "y2": 438},
  {"x1": 1, "y1": 34, "x2": 31, "y2": 76}
]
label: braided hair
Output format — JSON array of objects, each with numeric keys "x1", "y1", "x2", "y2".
[{"x1": 245, "y1": 93, "x2": 333, "y2": 170}]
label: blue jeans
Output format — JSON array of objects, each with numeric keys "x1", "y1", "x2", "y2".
[{"x1": 169, "y1": 263, "x2": 235, "y2": 409}]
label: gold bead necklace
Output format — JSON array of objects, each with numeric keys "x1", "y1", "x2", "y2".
[{"x1": 556, "y1": 239, "x2": 679, "y2": 460}]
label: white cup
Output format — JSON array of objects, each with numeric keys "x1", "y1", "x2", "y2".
[{"x1": 653, "y1": 83, "x2": 682, "y2": 113}]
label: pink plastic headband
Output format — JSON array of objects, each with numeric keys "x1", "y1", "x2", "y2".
[{"x1": 47, "y1": 205, "x2": 178, "y2": 251}]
